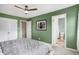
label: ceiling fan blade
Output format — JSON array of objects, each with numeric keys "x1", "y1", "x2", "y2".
[
  {"x1": 14, "y1": 5, "x2": 25, "y2": 10},
  {"x1": 27, "y1": 8, "x2": 38, "y2": 11}
]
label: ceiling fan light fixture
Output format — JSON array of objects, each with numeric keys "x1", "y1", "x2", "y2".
[
  {"x1": 25, "y1": 10, "x2": 28, "y2": 14},
  {"x1": 14, "y1": 5, "x2": 38, "y2": 14}
]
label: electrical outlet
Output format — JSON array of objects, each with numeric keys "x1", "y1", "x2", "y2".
[{"x1": 38, "y1": 38, "x2": 40, "y2": 40}]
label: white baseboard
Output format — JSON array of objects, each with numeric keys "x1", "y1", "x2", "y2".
[{"x1": 66, "y1": 48, "x2": 78, "y2": 52}]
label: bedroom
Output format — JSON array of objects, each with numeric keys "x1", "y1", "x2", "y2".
[{"x1": 0, "y1": 4, "x2": 79, "y2": 55}]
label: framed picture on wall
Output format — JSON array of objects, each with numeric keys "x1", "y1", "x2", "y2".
[{"x1": 37, "y1": 20, "x2": 47, "y2": 31}]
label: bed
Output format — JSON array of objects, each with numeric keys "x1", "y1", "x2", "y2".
[{"x1": 0, "y1": 38, "x2": 52, "y2": 55}]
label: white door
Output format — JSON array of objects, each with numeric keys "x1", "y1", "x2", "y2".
[
  {"x1": 53, "y1": 16, "x2": 59, "y2": 45},
  {"x1": 8, "y1": 20, "x2": 17, "y2": 40},
  {"x1": 52, "y1": 14, "x2": 66, "y2": 47},
  {"x1": 27, "y1": 21, "x2": 32, "y2": 39},
  {"x1": 0, "y1": 17, "x2": 17, "y2": 42},
  {"x1": 0, "y1": 19, "x2": 9, "y2": 42}
]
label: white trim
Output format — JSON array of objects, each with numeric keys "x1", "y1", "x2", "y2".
[
  {"x1": 20, "y1": 20, "x2": 27, "y2": 22},
  {"x1": 65, "y1": 14, "x2": 67, "y2": 48},
  {"x1": 26, "y1": 21, "x2": 32, "y2": 39},
  {"x1": 77, "y1": 13, "x2": 79, "y2": 51},
  {"x1": 52, "y1": 17, "x2": 54, "y2": 45},
  {"x1": 52, "y1": 13, "x2": 67, "y2": 48},
  {"x1": 66, "y1": 48, "x2": 78, "y2": 52}
]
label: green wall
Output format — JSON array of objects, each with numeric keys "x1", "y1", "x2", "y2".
[{"x1": 31, "y1": 5, "x2": 79, "y2": 49}]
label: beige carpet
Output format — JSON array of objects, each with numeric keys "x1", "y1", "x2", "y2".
[{"x1": 49, "y1": 46, "x2": 79, "y2": 55}]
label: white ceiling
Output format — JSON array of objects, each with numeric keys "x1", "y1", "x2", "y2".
[{"x1": 0, "y1": 4, "x2": 75, "y2": 18}]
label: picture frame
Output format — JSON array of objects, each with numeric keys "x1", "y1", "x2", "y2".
[{"x1": 36, "y1": 20, "x2": 47, "y2": 31}]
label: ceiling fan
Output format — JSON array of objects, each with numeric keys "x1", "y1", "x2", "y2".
[{"x1": 14, "y1": 5, "x2": 38, "y2": 14}]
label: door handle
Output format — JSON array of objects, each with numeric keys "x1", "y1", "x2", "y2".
[{"x1": 8, "y1": 32, "x2": 10, "y2": 34}]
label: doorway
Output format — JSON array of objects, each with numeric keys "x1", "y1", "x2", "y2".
[
  {"x1": 22, "y1": 22, "x2": 27, "y2": 38},
  {"x1": 20, "y1": 20, "x2": 27, "y2": 38},
  {"x1": 19, "y1": 20, "x2": 32, "y2": 39},
  {"x1": 52, "y1": 14, "x2": 66, "y2": 48}
]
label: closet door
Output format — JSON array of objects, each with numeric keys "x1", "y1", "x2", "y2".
[
  {"x1": 8, "y1": 19, "x2": 17, "y2": 40},
  {"x1": 0, "y1": 18, "x2": 9, "y2": 42},
  {"x1": 0, "y1": 17, "x2": 17, "y2": 42}
]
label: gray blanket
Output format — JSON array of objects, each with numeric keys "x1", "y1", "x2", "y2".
[{"x1": 0, "y1": 39, "x2": 50, "y2": 55}]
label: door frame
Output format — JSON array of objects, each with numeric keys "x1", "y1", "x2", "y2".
[
  {"x1": 77, "y1": 12, "x2": 79, "y2": 51},
  {"x1": 26, "y1": 21, "x2": 32, "y2": 39},
  {"x1": 52, "y1": 13, "x2": 67, "y2": 48},
  {"x1": 19, "y1": 20, "x2": 27, "y2": 38},
  {"x1": 19, "y1": 20, "x2": 32, "y2": 39}
]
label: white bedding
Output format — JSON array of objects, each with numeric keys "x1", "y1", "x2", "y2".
[{"x1": 0, "y1": 38, "x2": 52, "y2": 55}]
